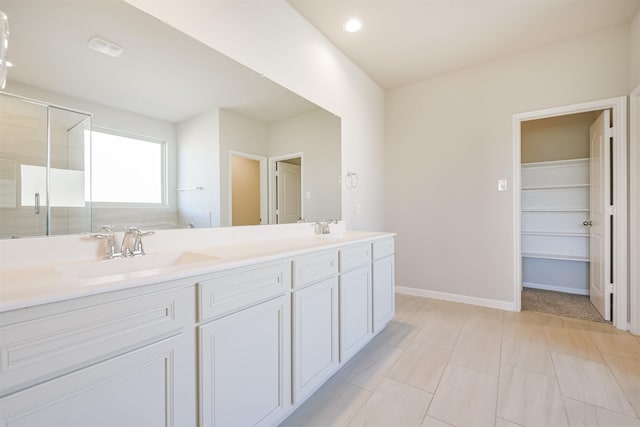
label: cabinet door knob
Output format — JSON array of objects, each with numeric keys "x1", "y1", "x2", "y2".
[{"x1": 583, "y1": 220, "x2": 593, "y2": 226}]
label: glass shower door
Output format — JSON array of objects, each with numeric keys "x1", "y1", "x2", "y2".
[
  {"x1": 49, "y1": 106, "x2": 91, "y2": 235},
  {"x1": 0, "y1": 94, "x2": 48, "y2": 238},
  {"x1": 0, "y1": 94, "x2": 92, "y2": 238}
]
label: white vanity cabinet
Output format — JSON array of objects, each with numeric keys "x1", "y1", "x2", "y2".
[
  {"x1": 197, "y1": 260, "x2": 292, "y2": 427},
  {"x1": 339, "y1": 243, "x2": 373, "y2": 362},
  {"x1": 0, "y1": 231, "x2": 396, "y2": 427},
  {"x1": 372, "y1": 238, "x2": 395, "y2": 332},
  {"x1": 291, "y1": 250, "x2": 340, "y2": 404},
  {"x1": 0, "y1": 281, "x2": 196, "y2": 427}
]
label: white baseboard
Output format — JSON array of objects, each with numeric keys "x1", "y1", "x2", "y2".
[
  {"x1": 395, "y1": 286, "x2": 516, "y2": 311},
  {"x1": 522, "y1": 282, "x2": 589, "y2": 296}
]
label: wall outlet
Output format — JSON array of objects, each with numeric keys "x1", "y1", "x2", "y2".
[
  {"x1": 498, "y1": 179, "x2": 507, "y2": 192},
  {"x1": 306, "y1": 191, "x2": 311, "y2": 200}
]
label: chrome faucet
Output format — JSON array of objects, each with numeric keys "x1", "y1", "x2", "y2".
[
  {"x1": 313, "y1": 220, "x2": 338, "y2": 235},
  {"x1": 121, "y1": 226, "x2": 155, "y2": 257},
  {"x1": 89, "y1": 225, "x2": 121, "y2": 259}
]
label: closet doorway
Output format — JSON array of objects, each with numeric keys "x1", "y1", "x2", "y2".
[
  {"x1": 520, "y1": 111, "x2": 605, "y2": 321},
  {"x1": 513, "y1": 97, "x2": 628, "y2": 329}
]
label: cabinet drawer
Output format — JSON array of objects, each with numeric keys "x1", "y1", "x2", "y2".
[
  {"x1": 292, "y1": 250, "x2": 338, "y2": 289},
  {"x1": 198, "y1": 259, "x2": 291, "y2": 322},
  {"x1": 373, "y1": 238, "x2": 395, "y2": 260},
  {"x1": 339, "y1": 243, "x2": 371, "y2": 272},
  {"x1": 0, "y1": 286, "x2": 188, "y2": 395}
]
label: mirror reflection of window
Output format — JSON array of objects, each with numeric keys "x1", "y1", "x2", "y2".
[{"x1": 85, "y1": 129, "x2": 165, "y2": 205}]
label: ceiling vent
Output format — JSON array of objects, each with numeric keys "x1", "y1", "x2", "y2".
[{"x1": 88, "y1": 36, "x2": 122, "y2": 58}]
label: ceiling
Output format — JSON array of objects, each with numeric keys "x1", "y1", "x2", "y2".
[
  {"x1": 2, "y1": 0, "x2": 319, "y2": 123},
  {"x1": 287, "y1": 0, "x2": 640, "y2": 90}
]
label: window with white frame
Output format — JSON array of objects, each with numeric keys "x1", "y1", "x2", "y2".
[{"x1": 85, "y1": 129, "x2": 166, "y2": 205}]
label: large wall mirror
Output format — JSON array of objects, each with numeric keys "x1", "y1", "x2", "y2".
[{"x1": 0, "y1": 0, "x2": 341, "y2": 239}]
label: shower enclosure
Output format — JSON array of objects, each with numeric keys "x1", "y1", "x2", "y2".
[{"x1": 0, "y1": 92, "x2": 91, "y2": 239}]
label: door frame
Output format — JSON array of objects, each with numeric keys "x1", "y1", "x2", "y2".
[
  {"x1": 268, "y1": 152, "x2": 303, "y2": 224},
  {"x1": 512, "y1": 96, "x2": 628, "y2": 330},
  {"x1": 228, "y1": 150, "x2": 267, "y2": 226},
  {"x1": 630, "y1": 85, "x2": 640, "y2": 335}
]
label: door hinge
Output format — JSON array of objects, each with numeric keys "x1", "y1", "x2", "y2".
[
  {"x1": 275, "y1": 171, "x2": 280, "y2": 177},
  {"x1": 607, "y1": 206, "x2": 615, "y2": 215},
  {"x1": 606, "y1": 283, "x2": 614, "y2": 294}
]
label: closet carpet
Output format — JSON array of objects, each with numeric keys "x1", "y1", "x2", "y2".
[{"x1": 522, "y1": 287, "x2": 606, "y2": 323}]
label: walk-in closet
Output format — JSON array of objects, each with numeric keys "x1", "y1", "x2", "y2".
[{"x1": 520, "y1": 111, "x2": 607, "y2": 322}]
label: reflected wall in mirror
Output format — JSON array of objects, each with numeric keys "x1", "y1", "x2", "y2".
[{"x1": 0, "y1": 0, "x2": 341, "y2": 238}]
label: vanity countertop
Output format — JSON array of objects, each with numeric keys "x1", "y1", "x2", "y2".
[{"x1": 0, "y1": 230, "x2": 394, "y2": 313}]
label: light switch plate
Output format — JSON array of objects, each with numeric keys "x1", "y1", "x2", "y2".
[{"x1": 498, "y1": 179, "x2": 507, "y2": 192}]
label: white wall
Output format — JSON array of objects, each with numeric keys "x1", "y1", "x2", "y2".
[
  {"x1": 386, "y1": 25, "x2": 630, "y2": 304},
  {"x1": 124, "y1": 0, "x2": 385, "y2": 231},
  {"x1": 177, "y1": 109, "x2": 220, "y2": 228},
  {"x1": 631, "y1": 10, "x2": 640, "y2": 89},
  {"x1": 218, "y1": 109, "x2": 268, "y2": 227},
  {"x1": 267, "y1": 109, "x2": 341, "y2": 222}
]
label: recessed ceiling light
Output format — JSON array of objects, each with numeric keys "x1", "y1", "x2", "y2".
[
  {"x1": 343, "y1": 18, "x2": 363, "y2": 33},
  {"x1": 88, "y1": 36, "x2": 123, "y2": 58}
]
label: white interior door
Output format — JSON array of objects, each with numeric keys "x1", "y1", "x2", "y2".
[
  {"x1": 589, "y1": 110, "x2": 611, "y2": 320},
  {"x1": 276, "y1": 161, "x2": 301, "y2": 224}
]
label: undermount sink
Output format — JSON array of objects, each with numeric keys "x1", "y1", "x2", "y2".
[{"x1": 55, "y1": 251, "x2": 219, "y2": 280}]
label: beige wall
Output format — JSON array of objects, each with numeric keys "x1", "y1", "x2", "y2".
[
  {"x1": 385, "y1": 25, "x2": 630, "y2": 303},
  {"x1": 521, "y1": 111, "x2": 596, "y2": 164},
  {"x1": 631, "y1": 9, "x2": 640, "y2": 89}
]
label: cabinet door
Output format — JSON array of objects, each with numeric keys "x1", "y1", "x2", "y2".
[
  {"x1": 0, "y1": 334, "x2": 193, "y2": 427},
  {"x1": 292, "y1": 276, "x2": 339, "y2": 404},
  {"x1": 373, "y1": 255, "x2": 395, "y2": 332},
  {"x1": 200, "y1": 295, "x2": 291, "y2": 427},
  {"x1": 339, "y1": 265, "x2": 372, "y2": 362}
]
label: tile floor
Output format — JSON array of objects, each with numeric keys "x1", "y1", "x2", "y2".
[{"x1": 280, "y1": 293, "x2": 640, "y2": 427}]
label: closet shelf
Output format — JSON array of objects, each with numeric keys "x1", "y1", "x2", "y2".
[
  {"x1": 522, "y1": 252, "x2": 589, "y2": 262},
  {"x1": 521, "y1": 184, "x2": 589, "y2": 191},
  {"x1": 522, "y1": 231, "x2": 589, "y2": 237},
  {"x1": 521, "y1": 208, "x2": 590, "y2": 213}
]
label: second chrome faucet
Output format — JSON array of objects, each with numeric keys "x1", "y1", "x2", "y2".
[
  {"x1": 121, "y1": 226, "x2": 155, "y2": 257},
  {"x1": 90, "y1": 225, "x2": 154, "y2": 259}
]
